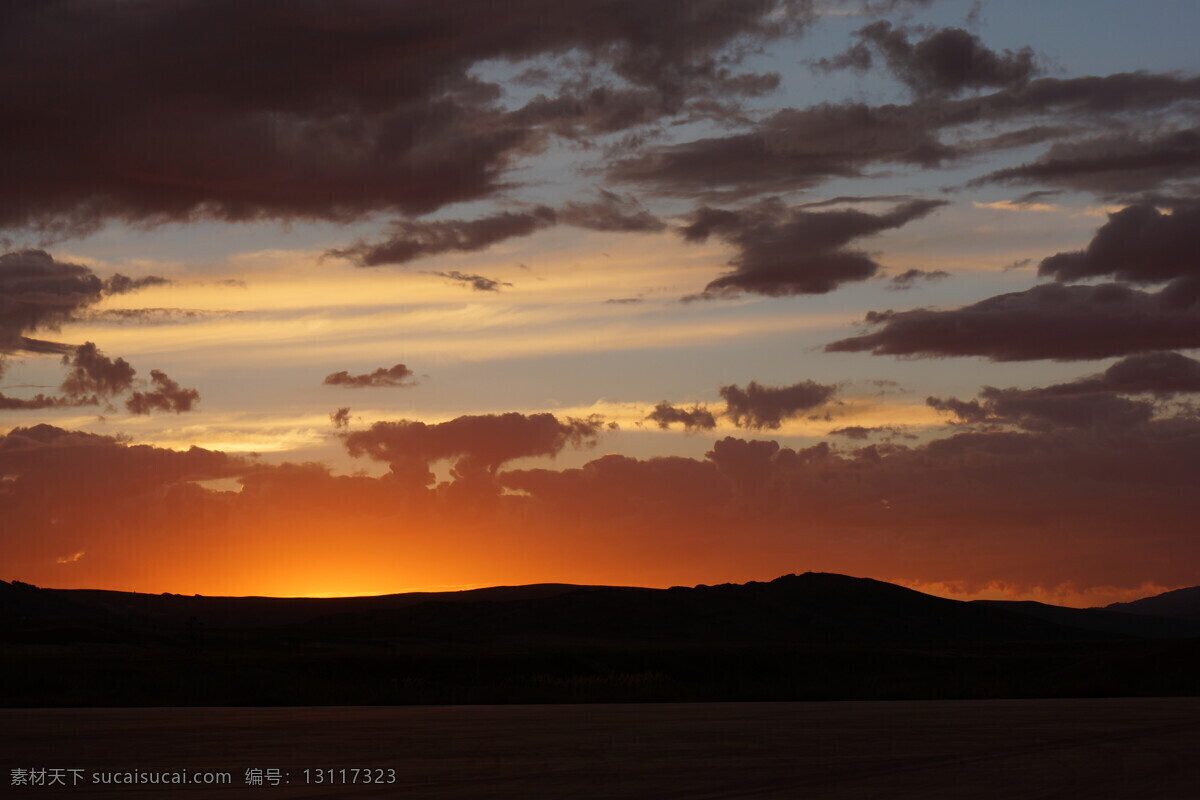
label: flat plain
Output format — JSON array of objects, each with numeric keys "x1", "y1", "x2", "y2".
[{"x1": 5, "y1": 699, "x2": 1200, "y2": 798}]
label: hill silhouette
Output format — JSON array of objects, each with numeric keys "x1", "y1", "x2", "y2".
[
  {"x1": 974, "y1": 599, "x2": 1200, "y2": 639},
  {"x1": 1106, "y1": 585, "x2": 1200, "y2": 621},
  {"x1": 4, "y1": 573, "x2": 1200, "y2": 706}
]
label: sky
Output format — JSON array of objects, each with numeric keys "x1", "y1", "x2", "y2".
[{"x1": 2, "y1": 0, "x2": 1199, "y2": 606}]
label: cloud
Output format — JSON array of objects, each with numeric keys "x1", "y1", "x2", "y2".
[
  {"x1": 924, "y1": 355, "x2": 1200, "y2": 432},
  {"x1": 82, "y1": 308, "x2": 237, "y2": 325},
  {"x1": 499, "y1": 415, "x2": 1200, "y2": 590},
  {"x1": 719, "y1": 379, "x2": 838, "y2": 429},
  {"x1": 330, "y1": 407, "x2": 351, "y2": 429},
  {"x1": 940, "y1": 73, "x2": 1200, "y2": 125},
  {"x1": 0, "y1": 250, "x2": 104, "y2": 353},
  {"x1": 853, "y1": 0, "x2": 938, "y2": 13},
  {"x1": 0, "y1": 392, "x2": 78, "y2": 410},
  {"x1": 1065, "y1": 351, "x2": 1200, "y2": 396},
  {"x1": 827, "y1": 425, "x2": 911, "y2": 440},
  {"x1": 126, "y1": 370, "x2": 201, "y2": 415},
  {"x1": 102, "y1": 274, "x2": 171, "y2": 295},
  {"x1": 7, "y1": 412, "x2": 1200, "y2": 598},
  {"x1": 342, "y1": 412, "x2": 606, "y2": 486},
  {"x1": 888, "y1": 268, "x2": 949, "y2": 289},
  {"x1": 645, "y1": 402, "x2": 718, "y2": 431},
  {"x1": 827, "y1": 426, "x2": 873, "y2": 440},
  {"x1": 330, "y1": 193, "x2": 664, "y2": 267},
  {"x1": 610, "y1": 73, "x2": 1200, "y2": 201},
  {"x1": 430, "y1": 271, "x2": 513, "y2": 292},
  {"x1": 610, "y1": 104, "x2": 956, "y2": 198},
  {"x1": 556, "y1": 191, "x2": 666, "y2": 232},
  {"x1": 328, "y1": 208, "x2": 557, "y2": 267},
  {"x1": 0, "y1": 331, "x2": 197, "y2": 415},
  {"x1": 926, "y1": 395, "x2": 989, "y2": 423},
  {"x1": 682, "y1": 199, "x2": 946, "y2": 297},
  {"x1": 0, "y1": 424, "x2": 240, "y2": 488},
  {"x1": 59, "y1": 342, "x2": 136, "y2": 400},
  {"x1": 1039, "y1": 204, "x2": 1200, "y2": 284},
  {"x1": 815, "y1": 22, "x2": 1039, "y2": 96},
  {"x1": 971, "y1": 127, "x2": 1200, "y2": 198},
  {"x1": 0, "y1": 0, "x2": 809, "y2": 233},
  {"x1": 929, "y1": 390, "x2": 1155, "y2": 432},
  {"x1": 794, "y1": 194, "x2": 917, "y2": 209},
  {"x1": 827, "y1": 279, "x2": 1200, "y2": 361},
  {"x1": 647, "y1": 377, "x2": 844, "y2": 433},
  {"x1": 0, "y1": 250, "x2": 171, "y2": 359},
  {"x1": 323, "y1": 364, "x2": 417, "y2": 388}
]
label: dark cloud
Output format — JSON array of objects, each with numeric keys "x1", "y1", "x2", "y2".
[
  {"x1": 646, "y1": 402, "x2": 718, "y2": 432},
  {"x1": 0, "y1": 251, "x2": 198, "y2": 412},
  {"x1": 980, "y1": 387, "x2": 1154, "y2": 431},
  {"x1": 0, "y1": 393, "x2": 78, "y2": 411},
  {"x1": 0, "y1": 250, "x2": 103, "y2": 353},
  {"x1": 968, "y1": 352, "x2": 1200, "y2": 402},
  {"x1": 940, "y1": 73, "x2": 1200, "y2": 125},
  {"x1": 855, "y1": 0, "x2": 938, "y2": 12},
  {"x1": 926, "y1": 395, "x2": 989, "y2": 423},
  {"x1": 0, "y1": 326, "x2": 196, "y2": 417},
  {"x1": 102, "y1": 274, "x2": 170, "y2": 295},
  {"x1": 499, "y1": 414, "x2": 1200, "y2": 592},
  {"x1": 0, "y1": 424, "x2": 239, "y2": 492},
  {"x1": 0, "y1": 425, "x2": 244, "y2": 579},
  {"x1": 331, "y1": 193, "x2": 664, "y2": 267},
  {"x1": 816, "y1": 22, "x2": 1039, "y2": 96},
  {"x1": 328, "y1": 208, "x2": 556, "y2": 267},
  {"x1": 342, "y1": 412, "x2": 605, "y2": 487},
  {"x1": 82, "y1": 308, "x2": 239, "y2": 325},
  {"x1": 1014, "y1": 190, "x2": 1064, "y2": 204},
  {"x1": 557, "y1": 191, "x2": 666, "y2": 232},
  {"x1": 682, "y1": 199, "x2": 946, "y2": 297},
  {"x1": 0, "y1": 250, "x2": 171, "y2": 357},
  {"x1": 1072, "y1": 351, "x2": 1200, "y2": 396},
  {"x1": 0, "y1": 0, "x2": 809, "y2": 234},
  {"x1": 324, "y1": 364, "x2": 417, "y2": 389},
  {"x1": 828, "y1": 425, "x2": 873, "y2": 440},
  {"x1": 431, "y1": 271, "x2": 513, "y2": 292},
  {"x1": 794, "y1": 194, "x2": 917, "y2": 209},
  {"x1": 889, "y1": 268, "x2": 949, "y2": 289},
  {"x1": 827, "y1": 279, "x2": 1200, "y2": 361},
  {"x1": 330, "y1": 407, "x2": 351, "y2": 430},
  {"x1": 923, "y1": 353, "x2": 1200, "y2": 432},
  {"x1": 125, "y1": 370, "x2": 201, "y2": 415},
  {"x1": 509, "y1": 85, "x2": 674, "y2": 140},
  {"x1": 59, "y1": 342, "x2": 136, "y2": 400},
  {"x1": 0, "y1": 277, "x2": 200, "y2": 417},
  {"x1": 7, "y1": 412, "x2": 1200, "y2": 597},
  {"x1": 719, "y1": 380, "x2": 838, "y2": 429},
  {"x1": 610, "y1": 73, "x2": 1200, "y2": 201},
  {"x1": 828, "y1": 425, "x2": 915, "y2": 441},
  {"x1": 973, "y1": 127, "x2": 1200, "y2": 198},
  {"x1": 610, "y1": 104, "x2": 957, "y2": 198},
  {"x1": 1040, "y1": 204, "x2": 1200, "y2": 284},
  {"x1": 929, "y1": 390, "x2": 1155, "y2": 432}
]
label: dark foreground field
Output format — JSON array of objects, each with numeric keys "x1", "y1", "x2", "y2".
[{"x1": 6, "y1": 699, "x2": 1200, "y2": 798}]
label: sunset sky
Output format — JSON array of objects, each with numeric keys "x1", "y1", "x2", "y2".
[{"x1": 2, "y1": 0, "x2": 1199, "y2": 606}]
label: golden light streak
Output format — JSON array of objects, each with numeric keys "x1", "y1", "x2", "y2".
[{"x1": 63, "y1": 305, "x2": 859, "y2": 365}]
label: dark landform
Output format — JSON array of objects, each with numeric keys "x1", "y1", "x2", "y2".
[
  {"x1": 1106, "y1": 584, "x2": 1200, "y2": 620},
  {"x1": 4, "y1": 573, "x2": 1200, "y2": 707}
]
